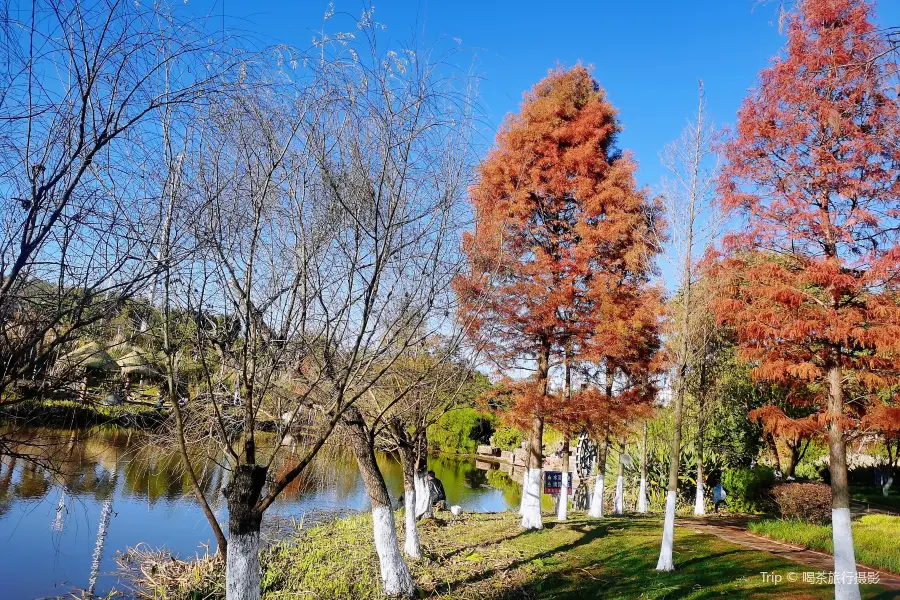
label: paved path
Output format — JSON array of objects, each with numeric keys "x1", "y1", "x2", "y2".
[
  {"x1": 851, "y1": 498, "x2": 900, "y2": 516},
  {"x1": 678, "y1": 516, "x2": 900, "y2": 592}
]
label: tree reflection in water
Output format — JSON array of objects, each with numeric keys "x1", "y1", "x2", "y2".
[{"x1": 0, "y1": 426, "x2": 529, "y2": 599}]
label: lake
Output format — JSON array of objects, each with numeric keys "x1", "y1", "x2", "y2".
[{"x1": 0, "y1": 426, "x2": 541, "y2": 599}]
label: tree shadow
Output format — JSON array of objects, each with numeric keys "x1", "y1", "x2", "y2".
[
  {"x1": 434, "y1": 515, "x2": 893, "y2": 600},
  {"x1": 439, "y1": 519, "x2": 614, "y2": 593}
]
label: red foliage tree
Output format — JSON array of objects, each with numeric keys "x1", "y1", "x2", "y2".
[
  {"x1": 456, "y1": 65, "x2": 661, "y2": 529},
  {"x1": 713, "y1": 1, "x2": 900, "y2": 596},
  {"x1": 748, "y1": 404, "x2": 819, "y2": 478}
]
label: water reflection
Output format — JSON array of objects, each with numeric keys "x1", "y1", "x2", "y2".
[{"x1": 0, "y1": 426, "x2": 532, "y2": 599}]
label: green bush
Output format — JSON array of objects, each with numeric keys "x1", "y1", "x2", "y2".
[
  {"x1": 491, "y1": 426, "x2": 524, "y2": 451},
  {"x1": 794, "y1": 459, "x2": 826, "y2": 481},
  {"x1": 428, "y1": 408, "x2": 494, "y2": 454},
  {"x1": 722, "y1": 465, "x2": 775, "y2": 513}
]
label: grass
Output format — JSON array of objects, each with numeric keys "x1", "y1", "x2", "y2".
[
  {"x1": 127, "y1": 511, "x2": 896, "y2": 599},
  {"x1": 749, "y1": 514, "x2": 900, "y2": 574},
  {"x1": 0, "y1": 397, "x2": 165, "y2": 429},
  {"x1": 851, "y1": 486, "x2": 900, "y2": 512}
]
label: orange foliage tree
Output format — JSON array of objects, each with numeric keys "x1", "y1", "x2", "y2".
[
  {"x1": 456, "y1": 64, "x2": 662, "y2": 529},
  {"x1": 748, "y1": 403, "x2": 818, "y2": 479},
  {"x1": 712, "y1": 1, "x2": 900, "y2": 596}
]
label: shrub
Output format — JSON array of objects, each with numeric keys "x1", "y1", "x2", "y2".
[
  {"x1": 722, "y1": 466, "x2": 775, "y2": 513},
  {"x1": 428, "y1": 408, "x2": 494, "y2": 454},
  {"x1": 768, "y1": 482, "x2": 831, "y2": 523},
  {"x1": 491, "y1": 426, "x2": 524, "y2": 451},
  {"x1": 794, "y1": 459, "x2": 826, "y2": 481}
]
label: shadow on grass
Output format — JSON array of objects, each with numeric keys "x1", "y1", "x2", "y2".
[{"x1": 445, "y1": 514, "x2": 893, "y2": 600}]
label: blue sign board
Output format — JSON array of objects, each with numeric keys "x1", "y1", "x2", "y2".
[{"x1": 543, "y1": 471, "x2": 573, "y2": 494}]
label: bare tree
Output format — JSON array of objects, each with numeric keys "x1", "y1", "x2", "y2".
[
  {"x1": 655, "y1": 81, "x2": 722, "y2": 572},
  {"x1": 152, "y1": 10, "x2": 477, "y2": 599},
  {"x1": 369, "y1": 342, "x2": 485, "y2": 559},
  {"x1": 0, "y1": 0, "x2": 228, "y2": 404}
]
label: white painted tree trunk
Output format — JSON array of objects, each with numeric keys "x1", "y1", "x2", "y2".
[
  {"x1": 414, "y1": 472, "x2": 431, "y2": 519},
  {"x1": 371, "y1": 504, "x2": 415, "y2": 598},
  {"x1": 614, "y1": 475, "x2": 624, "y2": 515},
  {"x1": 588, "y1": 475, "x2": 605, "y2": 518},
  {"x1": 520, "y1": 467, "x2": 543, "y2": 530},
  {"x1": 52, "y1": 489, "x2": 67, "y2": 532},
  {"x1": 556, "y1": 470, "x2": 569, "y2": 521},
  {"x1": 637, "y1": 476, "x2": 648, "y2": 513},
  {"x1": 656, "y1": 490, "x2": 677, "y2": 571},
  {"x1": 832, "y1": 508, "x2": 861, "y2": 600},
  {"x1": 694, "y1": 477, "x2": 705, "y2": 516},
  {"x1": 638, "y1": 423, "x2": 648, "y2": 514},
  {"x1": 403, "y1": 489, "x2": 421, "y2": 559},
  {"x1": 227, "y1": 530, "x2": 261, "y2": 600},
  {"x1": 883, "y1": 476, "x2": 894, "y2": 497},
  {"x1": 87, "y1": 493, "x2": 113, "y2": 597}
]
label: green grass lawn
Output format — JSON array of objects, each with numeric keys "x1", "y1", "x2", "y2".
[
  {"x1": 852, "y1": 486, "x2": 900, "y2": 512},
  {"x1": 128, "y1": 511, "x2": 895, "y2": 599},
  {"x1": 749, "y1": 514, "x2": 900, "y2": 575}
]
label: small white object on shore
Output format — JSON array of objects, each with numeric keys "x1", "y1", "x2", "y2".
[{"x1": 450, "y1": 505, "x2": 462, "y2": 516}]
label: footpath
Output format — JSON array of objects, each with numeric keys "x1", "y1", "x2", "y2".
[{"x1": 678, "y1": 515, "x2": 900, "y2": 592}]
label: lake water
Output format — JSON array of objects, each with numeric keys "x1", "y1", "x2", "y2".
[{"x1": 0, "y1": 426, "x2": 539, "y2": 599}]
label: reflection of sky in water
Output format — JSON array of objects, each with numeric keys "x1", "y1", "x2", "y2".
[{"x1": 0, "y1": 429, "x2": 550, "y2": 599}]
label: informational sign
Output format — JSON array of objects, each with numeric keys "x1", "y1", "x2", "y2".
[{"x1": 543, "y1": 471, "x2": 573, "y2": 494}]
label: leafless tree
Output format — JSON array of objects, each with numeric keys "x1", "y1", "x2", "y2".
[
  {"x1": 151, "y1": 9, "x2": 478, "y2": 599},
  {"x1": 367, "y1": 341, "x2": 484, "y2": 560},
  {"x1": 655, "y1": 81, "x2": 722, "y2": 572},
  {"x1": 0, "y1": 0, "x2": 230, "y2": 403}
]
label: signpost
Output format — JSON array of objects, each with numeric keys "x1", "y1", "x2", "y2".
[{"x1": 544, "y1": 471, "x2": 573, "y2": 495}]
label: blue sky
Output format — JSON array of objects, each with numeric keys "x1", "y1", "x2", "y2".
[
  {"x1": 202, "y1": 0, "x2": 900, "y2": 179},
  {"x1": 193, "y1": 0, "x2": 900, "y2": 286}
]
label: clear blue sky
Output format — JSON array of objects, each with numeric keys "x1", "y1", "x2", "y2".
[
  {"x1": 199, "y1": 0, "x2": 900, "y2": 183},
  {"x1": 192, "y1": 0, "x2": 900, "y2": 287}
]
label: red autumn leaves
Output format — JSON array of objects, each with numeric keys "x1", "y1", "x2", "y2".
[
  {"x1": 455, "y1": 65, "x2": 663, "y2": 439},
  {"x1": 711, "y1": 0, "x2": 900, "y2": 440}
]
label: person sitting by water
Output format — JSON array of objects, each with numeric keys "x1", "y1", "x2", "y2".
[
  {"x1": 395, "y1": 472, "x2": 447, "y2": 511},
  {"x1": 428, "y1": 470, "x2": 446, "y2": 509}
]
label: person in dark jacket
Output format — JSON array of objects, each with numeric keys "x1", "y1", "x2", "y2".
[{"x1": 428, "y1": 470, "x2": 446, "y2": 508}]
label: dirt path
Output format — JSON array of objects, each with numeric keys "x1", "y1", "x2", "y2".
[{"x1": 679, "y1": 516, "x2": 900, "y2": 592}]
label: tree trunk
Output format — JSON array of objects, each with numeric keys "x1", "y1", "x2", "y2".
[
  {"x1": 557, "y1": 356, "x2": 572, "y2": 522},
  {"x1": 397, "y1": 445, "x2": 422, "y2": 559},
  {"x1": 520, "y1": 414, "x2": 544, "y2": 529},
  {"x1": 224, "y1": 464, "x2": 267, "y2": 600},
  {"x1": 557, "y1": 437, "x2": 570, "y2": 522},
  {"x1": 827, "y1": 359, "x2": 861, "y2": 600},
  {"x1": 614, "y1": 440, "x2": 625, "y2": 515},
  {"x1": 781, "y1": 449, "x2": 798, "y2": 480},
  {"x1": 638, "y1": 423, "x2": 649, "y2": 513},
  {"x1": 765, "y1": 432, "x2": 783, "y2": 476},
  {"x1": 656, "y1": 381, "x2": 684, "y2": 571},
  {"x1": 520, "y1": 341, "x2": 550, "y2": 530},
  {"x1": 589, "y1": 436, "x2": 609, "y2": 518},
  {"x1": 344, "y1": 410, "x2": 415, "y2": 598},
  {"x1": 883, "y1": 475, "x2": 894, "y2": 497},
  {"x1": 694, "y1": 438, "x2": 705, "y2": 516},
  {"x1": 413, "y1": 431, "x2": 432, "y2": 519}
]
